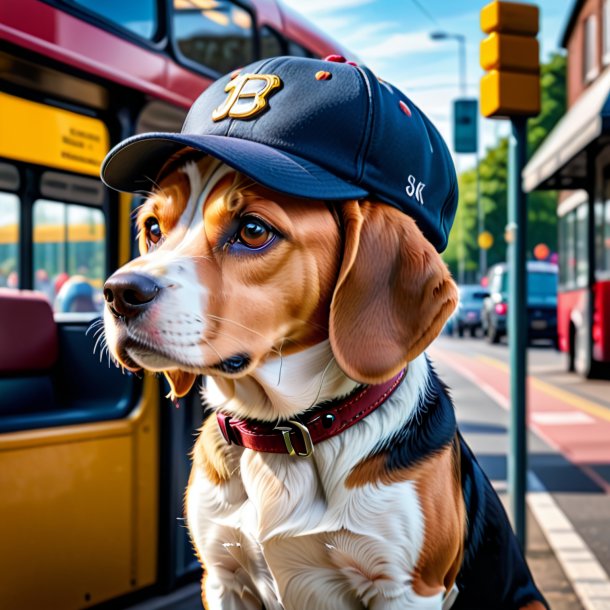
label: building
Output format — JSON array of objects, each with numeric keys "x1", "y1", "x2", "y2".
[{"x1": 523, "y1": 0, "x2": 610, "y2": 376}]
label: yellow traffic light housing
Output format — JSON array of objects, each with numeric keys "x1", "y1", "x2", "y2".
[
  {"x1": 481, "y1": 1, "x2": 538, "y2": 35},
  {"x1": 480, "y1": 1, "x2": 540, "y2": 118},
  {"x1": 480, "y1": 32, "x2": 539, "y2": 72}
]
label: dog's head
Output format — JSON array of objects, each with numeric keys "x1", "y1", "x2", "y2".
[{"x1": 103, "y1": 154, "x2": 457, "y2": 403}]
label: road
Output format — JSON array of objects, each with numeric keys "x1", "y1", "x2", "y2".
[{"x1": 429, "y1": 335, "x2": 610, "y2": 609}]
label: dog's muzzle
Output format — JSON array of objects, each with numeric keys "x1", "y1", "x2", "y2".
[{"x1": 103, "y1": 271, "x2": 160, "y2": 320}]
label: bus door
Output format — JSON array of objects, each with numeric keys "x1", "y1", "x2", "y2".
[{"x1": 0, "y1": 91, "x2": 161, "y2": 610}]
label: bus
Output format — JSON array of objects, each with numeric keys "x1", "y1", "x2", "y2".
[
  {"x1": 0, "y1": 2, "x2": 352, "y2": 608},
  {"x1": 557, "y1": 185, "x2": 610, "y2": 379}
]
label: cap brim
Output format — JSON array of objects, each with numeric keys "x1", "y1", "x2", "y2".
[{"x1": 101, "y1": 133, "x2": 368, "y2": 201}]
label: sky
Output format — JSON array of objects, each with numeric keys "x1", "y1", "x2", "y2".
[{"x1": 282, "y1": 0, "x2": 572, "y2": 169}]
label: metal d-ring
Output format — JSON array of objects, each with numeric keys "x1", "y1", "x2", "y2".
[{"x1": 276, "y1": 420, "x2": 314, "y2": 458}]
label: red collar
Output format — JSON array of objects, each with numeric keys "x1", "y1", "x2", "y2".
[{"x1": 216, "y1": 369, "x2": 406, "y2": 458}]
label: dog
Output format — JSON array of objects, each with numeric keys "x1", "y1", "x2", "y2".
[{"x1": 101, "y1": 56, "x2": 548, "y2": 610}]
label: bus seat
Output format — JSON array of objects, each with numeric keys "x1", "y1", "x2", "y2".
[{"x1": 0, "y1": 289, "x2": 58, "y2": 414}]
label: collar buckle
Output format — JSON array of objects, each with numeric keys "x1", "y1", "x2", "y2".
[{"x1": 276, "y1": 420, "x2": 314, "y2": 458}]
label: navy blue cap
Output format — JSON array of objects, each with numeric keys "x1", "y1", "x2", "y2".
[{"x1": 101, "y1": 56, "x2": 457, "y2": 251}]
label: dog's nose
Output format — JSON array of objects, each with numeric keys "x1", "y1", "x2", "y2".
[{"x1": 103, "y1": 272, "x2": 161, "y2": 318}]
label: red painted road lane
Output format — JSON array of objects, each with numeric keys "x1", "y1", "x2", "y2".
[{"x1": 428, "y1": 344, "x2": 610, "y2": 481}]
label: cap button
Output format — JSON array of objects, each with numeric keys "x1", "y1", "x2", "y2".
[
  {"x1": 399, "y1": 100, "x2": 412, "y2": 117},
  {"x1": 315, "y1": 70, "x2": 332, "y2": 81},
  {"x1": 324, "y1": 54, "x2": 346, "y2": 63}
]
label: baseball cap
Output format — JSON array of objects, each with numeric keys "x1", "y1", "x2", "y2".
[{"x1": 101, "y1": 55, "x2": 457, "y2": 251}]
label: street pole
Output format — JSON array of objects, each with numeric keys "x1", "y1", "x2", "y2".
[
  {"x1": 454, "y1": 33, "x2": 485, "y2": 281},
  {"x1": 455, "y1": 155, "x2": 465, "y2": 285},
  {"x1": 508, "y1": 116, "x2": 528, "y2": 551},
  {"x1": 480, "y1": 0, "x2": 540, "y2": 554},
  {"x1": 458, "y1": 35, "x2": 467, "y2": 98},
  {"x1": 456, "y1": 35, "x2": 467, "y2": 284},
  {"x1": 476, "y1": 146, "x2": 485, "y2": 280}
]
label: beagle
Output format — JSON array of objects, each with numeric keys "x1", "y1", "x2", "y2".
[{"x1": 102, "y1": 156, "x2": 548, "y2": 610}]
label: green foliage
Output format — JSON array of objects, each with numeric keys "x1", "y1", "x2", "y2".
[{"x1": 442, "y1": 53, "x2": 566, "y2": 281}]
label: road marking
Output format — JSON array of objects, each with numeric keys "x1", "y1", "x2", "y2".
[
  {"x1": 528, "y1": 472, "x2": 610, "y2": 610},
  {"x1": 430, "y1": 347, "x2": 610, "y2": 610},
  {"x1": 530, "y1": 411, "x2": 595, "y2": 425},
  {"x1": 478, "y1": 354, "x2": 610, "y2": 424},
  {"x1": 492, "y1": 479, "x2": 508, "y2": 492}
]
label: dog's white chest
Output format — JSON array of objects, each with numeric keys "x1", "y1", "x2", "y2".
[{"x1": 188, "y1": 440, "x2": 430, "y2": 610}]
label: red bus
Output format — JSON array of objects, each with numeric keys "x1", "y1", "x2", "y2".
[
  {"x1": 557, "y1": 187, "x2": 610, "y2": 378},
  {"x1": 0, "y1": 2, "x2": 351, "y2": 608}
]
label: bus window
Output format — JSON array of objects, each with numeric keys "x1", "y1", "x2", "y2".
[
  {"x1": 595, "y1": 199, "x2": 604, "y2": 273},
  {"x1": 559, "y1": 213, "x2": 567, "y2": 287},
  {"x1": 287, "y1": 40, "x2": 313, "y2": 58},
  {"x1": 173, "y1": 0, "x2": 255, "y2": 75},
  {"x1": 602, "y1": 198, "x2": 610, "y2": 271},
  {"x1": 565, "y1": 210, "x2": 576, "y2": 288},
  {"x1": 33, "y1": 200, "x2": 105, "y2": 312},
  {"x1": 260, "y1": 26, "x2": 285, "y2": 59},
  {"x1": 576, "y1": 204, "x2": 588, "y2": 288},
  {"x1": 61, "y1": 0, "x2": 158, "y2": 39},
  {"x1": 0, "y1": 192, "x2": 19, "y2": 290}
]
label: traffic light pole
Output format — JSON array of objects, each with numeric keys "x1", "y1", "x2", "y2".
[
  {"x1": 476, "y1": 149, "x2": 486, "y2": 279},
  {"x1": 508, "y1": 116, "x2": 528, "y2": 551}
]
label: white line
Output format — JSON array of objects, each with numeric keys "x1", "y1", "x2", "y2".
[
  {"x1": 530, "y1": 411, "x2": 595, "y2": 426},
  {"x1": 430, "y1": 349, "x2": 610, "y2": 610},
  {"x1": 527, "y1": 473, "x2": 610, "y2": 610},
  {"x1": 491, "y1": 479, "x2": 508, "y2": 493}
]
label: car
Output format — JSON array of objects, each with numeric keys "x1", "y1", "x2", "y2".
[
  {"x1": 449, "y1": 284, "x2": 489, "y2": 337},
  {"x1": 481, "y1": 261, "x2": 558, "y2": 344}
]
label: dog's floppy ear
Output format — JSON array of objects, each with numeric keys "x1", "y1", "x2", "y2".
[
  {"x1": 164, "y1": 370, "x2": 197, "y2": 401},
  {"x1": 329, "y1": 200, "x2": 458, "y2": 384}
]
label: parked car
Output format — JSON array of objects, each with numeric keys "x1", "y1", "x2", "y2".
[
  {"x1": 481, "y1": 261, "x2": 558, "y2": 344},
  {"x1": 448, "y1": 284, "x2": 489, "y2": 337}
]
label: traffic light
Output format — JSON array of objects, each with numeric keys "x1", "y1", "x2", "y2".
[{"x1": 479, "y1": 1, "x2": 540, "y2": 118}]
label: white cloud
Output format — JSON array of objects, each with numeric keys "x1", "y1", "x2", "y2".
[
  {"x1": 358, "y1": 30, "x2": 444, "y2": 60},
  {"x1": 281, "y1": 0, "x2": 374, "y2": 16},
  {"x1": 330, "y1": 20, "x2": 396, "y2": 49}
]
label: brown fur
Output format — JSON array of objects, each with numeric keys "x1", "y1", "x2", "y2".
[
  {"x1": 330, "y1": 201, "x2": 458, "y2": 384},
  {"x1": 192, "y1": 417, "x2": 231, "y2": 485},
  {"x1": 346, "y1": 437, "x2": 465, "y2": 597}
]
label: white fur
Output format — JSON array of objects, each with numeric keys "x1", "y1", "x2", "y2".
[
  {"x1": 188, "y1": 350, "x2": 442, "y2": 609},
  {"x1": 102, "y1": 254, "x2": 209, "y2": 370},
  {"x1": 112, "y1": 162, "x2": 234, "y2": 373},
  {"x1": 205, "y1": 340, "x2": 359, "y2": 422}
]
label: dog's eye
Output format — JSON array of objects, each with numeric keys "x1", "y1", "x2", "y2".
[
  {"x1": 236, "y1": 217, "x2": 274, "y2": 250},
  {"x1": 144, "y1": 217, "x2": 163, "y2": 247}
]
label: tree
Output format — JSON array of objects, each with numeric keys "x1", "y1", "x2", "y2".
[{"x1": 442, "y1": 52, "x2": 566, "y2": 281}]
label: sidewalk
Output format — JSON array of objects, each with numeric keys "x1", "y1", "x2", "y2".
[
  {"x1": 430, "y1": 337, "x2": 610, "y2": 610},
  {"x1": 522, "y1": 503, "x2": 583, "y2": 609}
]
